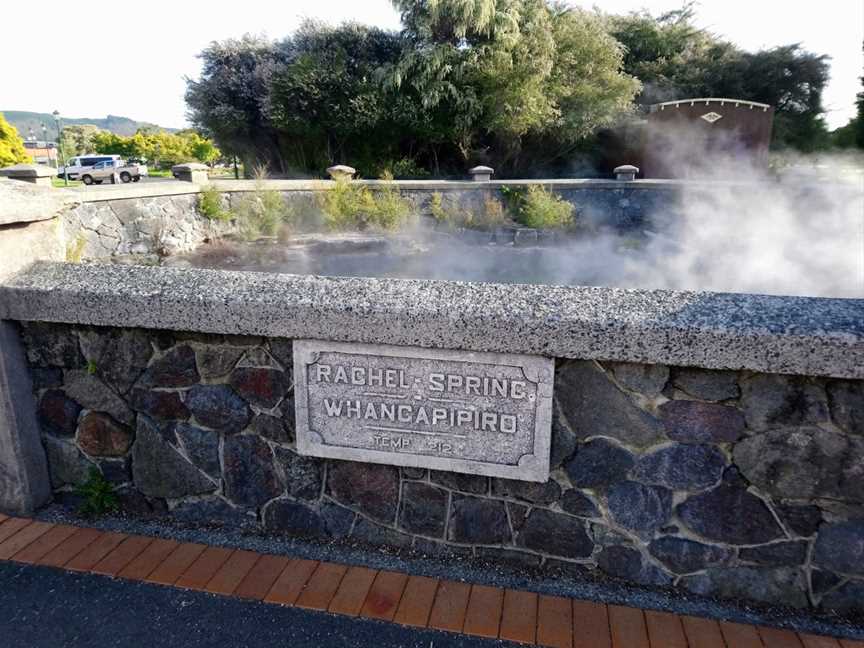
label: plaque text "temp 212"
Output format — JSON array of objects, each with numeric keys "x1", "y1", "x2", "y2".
[{"x1": 293, "y1": 340, "x2": 554, "y2": 482}]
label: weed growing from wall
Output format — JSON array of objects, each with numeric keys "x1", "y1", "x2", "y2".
[
  {"x1": 320, "y1": 172, "x2": 412, "y2": 232},
  {"x1": 198, "y1": 185, "x2": 230, "y2": 221},
  {"x1": 74, "y1": 468, "x2": 119, "y2": 516},
  {"x1": 509, "y1": 185, "x2": 575, "y2": 230}
]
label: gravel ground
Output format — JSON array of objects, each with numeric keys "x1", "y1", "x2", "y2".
[{"x1": 35, "y1": 504, "x2": 864, "y2": 642}]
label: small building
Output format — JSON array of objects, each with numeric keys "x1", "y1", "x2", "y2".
[
  {"x1": 642, "y1": 98, "x2": 774, "y2": 179},
  {"x1": 22, "y1": 141, "x2": 59, "y2": 167}
]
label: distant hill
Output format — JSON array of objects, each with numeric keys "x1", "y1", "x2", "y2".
[{"x1": 1, "y1": 111, "x2": 177, "y2": 139}]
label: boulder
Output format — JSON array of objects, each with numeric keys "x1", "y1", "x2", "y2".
[{"x1": 77, "y1": 412, "x2": 133, "y2": 457}]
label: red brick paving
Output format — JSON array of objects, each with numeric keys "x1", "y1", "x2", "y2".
[{"x1": 0, "y1": 514, "x2": 860, "y2": 647}]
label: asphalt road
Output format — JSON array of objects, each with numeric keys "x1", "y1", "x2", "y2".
[{"x1": 0, "y1": 561, "x2": 518, "y2": 648}]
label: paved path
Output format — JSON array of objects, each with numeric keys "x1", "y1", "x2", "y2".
[{"x1": 0, "y1": 513, "x2": 861, "y2": 648}]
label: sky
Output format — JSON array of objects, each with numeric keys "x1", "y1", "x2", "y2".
[{"x1": 1, "y1": 0, "x2": 861, "y2": 130}]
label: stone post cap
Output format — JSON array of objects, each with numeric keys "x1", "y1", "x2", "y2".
[
  {"x1": 0, "y1": 164, "x2": 58, "y2": 178},
  {"x1": 468, "y1": 165, "x2": 494, "y2": 181},
  {"x1": 327, "y1": 165, "x2": 356, "y2": 180},
  {"x1": 171, "y1": 162, "x2": 209, "y2": 172},
  {"x1": 614, "y1": 164, "x2": 639, "y2": 181}
]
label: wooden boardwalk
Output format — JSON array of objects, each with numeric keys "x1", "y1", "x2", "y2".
[{"x1": 0, "y1": 513, "x2": 860, "y2": 648}]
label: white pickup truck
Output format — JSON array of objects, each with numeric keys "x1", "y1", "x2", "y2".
[{"x1": 80, "y1": 159, "x2": 148, "y2": 185}]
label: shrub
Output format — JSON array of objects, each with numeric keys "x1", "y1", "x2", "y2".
[
  {"x1": 514, "y1": 185, "x2": 574, "y2": 230},
  {"x1": 232, "y1": 188, "x2": 290, "y2": 238},
  {"x1": 320, "y1": 172, "x2": 411, "y2": 231},
  {"x1": 390, "y1": 157, "x2": 430, "y2": 179},
  {"x1": 198, "y1": 185, "x2": 230, "y2": 221},
  {"x1": 428, "y1": 191, "x2": 506, "y2": 231},
  {"x1": 74, "y1": 468, "x2": 118, "y2": 516}
]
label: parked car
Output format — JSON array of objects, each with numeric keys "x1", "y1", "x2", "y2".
[
  {"x1": 79, "y1": 159, "x2": 149, "y2": 185},
  {"x1": 58, "y1": 154, "x2": 120, "y2": 181}
]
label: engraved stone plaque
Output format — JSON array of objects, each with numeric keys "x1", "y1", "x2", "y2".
[{"x1": 294, "y1": 340, "x2": 554, "y2": 482}]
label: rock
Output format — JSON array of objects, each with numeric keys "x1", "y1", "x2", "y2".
[
  {"x1": 43, "y1": 435, "x2": 93, "y2": 488},
  {"x1": 813, "y1": 520, "x2": 864, "y2": 576},
  {"x1": 556, "y1": 361, "x2": 664, "y2": 447},
  {"x1": 564, "y1": 438, "x2": 635, "y2": 489},
  {"x1": 776, "y1": 504, "x2": 822, "y2": 537},
  {"x1": 37, "y1": 389, "x2": 81, "y2": 436},
  {"x1": 491, "y1": 478, "x2": 561, "y2": 504},
  {"x1": 138, "y1": 345, "x2": 199, "y2": 388},
  {"x1": 195, "y1": 345, "x2": 244, "y2": 379},
  {"x1": 820, "y1": 581, "x2": 864, "y2": 612},
  {"x1": 174, "y1": 423, "x2": 220, "y2": 478},
  {"x1": 236, "y1": 347, "x2": 280, "y2": 369},
  {"x1": 279, "y1": 393, "x2": 296, "y2": 439},
  {"x1": 352, "y1": 518, "x2": 413, "y2": 548},
  {"x1": 671, "y1": 369, "x2": 739, "y2": 401},
  {"x1": 448, "y1": 496, "x2": 510, "y2": 544},
  {"x1": 131, "y1": 417, "x2": 215, "y2": 498},
  {"x1": 320, "y1": 502, "x2": 355, "y2": 538},
  {"x1": 172, "y1": 497, "x2": 255, "y2": 528},
  {"x1": 399, "y1": 482, "x2": 448, "y2": 537},
  {"x1": 21, "y1": 322, "x2": 84, "y2": 368},
  {"x1": 740, "y1": 374, "x2": 829, "y2": 430},
  {"x1": 826, "y1": 380, "x2": 863, "y2": 436},
  {"x1": 414, "y1": 539, "x2": 473, "y2": 558},
  {"x1": 608, "y1": 362, "x2": 669, "y2": 396},
  {"x1": 591, "y1": 523, "x2": 632, "y2": 547},
  {"x1": 115, "y1": 488, "x2": 166, "y2": 517},
  {"x1": 263, "y1": 499, "x2": 327, "y2": 538},
  {"x1": 63, "y1": 370, "x2": 134, "y2": 425},
  {"x1": 658, "y1": 401, "x2": 745, "y2": 444},
  {"x1": 185, "y1": 385, "x2": 250, "y2": 433},
  {"x1": 549, "y1": 404, "x2": 578, "y2": 469},
  {"x1": 507, "y1": 502, "x2": 529, "y2": 530},
  {"x1": 79, "y1": 328, "x2": 154, "y2": 393},
  {"x1": 129, "y1": 388, "x2": 189, "y2": 421},
  {"x1": 811, "y1": 570, "x2": 842, "y2": 596},
  {"x1": 683, "y1": 567, "x2": 808, "y2": 608},
  {"x1": 733, "y1": 427, "x2": 864, "y2": 502},
  {"x1": 328, "y1": 461, "x2": 399, "y2": 523},
  {"x1": 648, "y1": 537, "x2": 731, "y2": 573},
  {"x1": 267, "y1": 338, "x2": 293, "y2": 370},
  {"x1": 229, "y1": 367, "x2": 290, "y2": 408},
  {"x1": 222, "y1": 435, "x2": 281, "y2": 508},
  {"x1": 607, "y1": 482, "x2": 672, "y2": 536},
  {"x1": 98, "y1": 458, "x2": 132, "y2": 484},
  {"x1": 597, "y1": 546, "x2": 671, "y2": 586},
  {"x1": 631, "y1": 444, "x2": 726, "y2": 490},
  {"x1": 517, "y1": 509, "x2": 592, "y2": 558},
  {"x1": 249, "y1": 414, "x2": 292, "y2": 444},
  {"x1": 677, "y1": 472, "x2": 783, "y2": 545},
  {"x1": 740, "y1": 541, "x2": 808, "y2": 566},
  {"x1": 77, "y1": 412, "x2": 133, "y2": 457},
  {"x1": 401, "y1": 467, "x2": 426, "y2": 480},
  {"x1": 560, "y1": 490, "x2": 600, "y2": 518},
  {"x1": 430, "y1": 471, "x2": 488, "y2": 495},
  {"x1": 30, "y1": 367, "x2": 63, "y2": 390},
  {"x1": 273, "y1": 447, "x2": 323, "y2": 501}
]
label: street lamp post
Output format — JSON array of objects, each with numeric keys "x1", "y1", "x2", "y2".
[
  {"x1": 41, "y1": 123, "x2": 52, "y2": 167},
  {"x1": 52, "y1": 110, "x2": 67, "y2": 187}
]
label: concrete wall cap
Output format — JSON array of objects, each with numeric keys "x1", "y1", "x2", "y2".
[
  {"x1": 326, "y1": 165, "x2": 356, "y2": 179},
  {"x1": 469, "y1": 166, "x2": 494, "y2": 173},
  {"x1": 171, "y1": 162, "x2": 209, "y2": 172},
  {"x1": 0, "y1": 164, "x2": 58, "y2": 178},
  {"x1": 614, "y1": 165, "x2": 640, "y2": 173}
]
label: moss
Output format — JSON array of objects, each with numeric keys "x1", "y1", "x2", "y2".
[{"x1": 65, "y1": 233, "x2": 87, "y2": 263}]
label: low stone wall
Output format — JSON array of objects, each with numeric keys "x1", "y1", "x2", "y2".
[
  {"x1": 15, "y1": 321, "x2": 864, "y2": 613},
  {"x1": 60, "y1": 178, "x2": 683, "y2": 259}
]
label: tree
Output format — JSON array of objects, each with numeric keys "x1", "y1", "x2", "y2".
[
  {"x1": 831, "y1": 42, "x2": 864, "y2": 149},
  {"x1": 0, "y1": 113, "x2": 30, "y2": 167},
  {"x1": 186, "y1": 35, "x2": 286, "y2": 172}
]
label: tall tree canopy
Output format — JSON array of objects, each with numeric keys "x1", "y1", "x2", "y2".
[{"x1": 185, "y1": 0, "x2": 837, "y2": 176}]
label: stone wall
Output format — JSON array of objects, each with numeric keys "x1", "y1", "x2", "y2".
[
  {"x1": 60, "y1": 181, "x2": 681, "y2": 260},
  {"x1": 18, "y1": 321, "x2": 864, "y2": 614}
]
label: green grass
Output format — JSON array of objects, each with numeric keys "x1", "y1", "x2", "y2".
[{"x1": 52, "y1": 178, "x2": 82, "y2": 188}]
